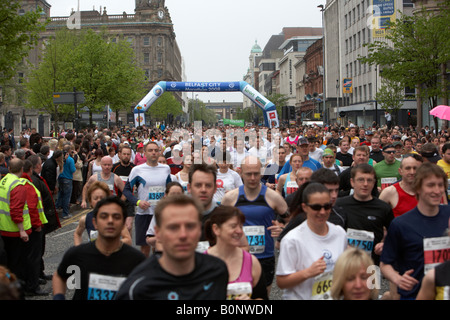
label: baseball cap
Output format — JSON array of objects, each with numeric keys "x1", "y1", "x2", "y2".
[
  {"x1": 420, "y1": 143, "x2": 441, "y2": 163},
  {"x1": 173, "y1": 144, "x2": 182, "y2": 152},
  {"x1": 382, "y1": 144, "x2": 395, "y2": 151},
  {"x1": 393, "y1": 141, "x2": 403, "y2": 147},
  {"x1": 365, "y1": 130, "x2": 373, "y2": 135},
  {"x1": 297, "y1": 137, "x2": 309, "y2": 146},
  {"x1": 322, "y1": 148, "x2": 334, "y2": 157},
  {"x1": 137, "y1": 142, "x2": 144, "y2": 148}
]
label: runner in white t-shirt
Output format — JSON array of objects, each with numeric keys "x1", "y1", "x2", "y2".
[
  {"x1": 123, "y1": 142, "x2": 171, "y2": 257},
  {"x1": 213, "y1": 163, "x2": 243, "y2": 204}
]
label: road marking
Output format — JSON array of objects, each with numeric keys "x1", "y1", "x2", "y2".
[{"x1": 60, "y1": 209, "x2": 90, "y2": 228}]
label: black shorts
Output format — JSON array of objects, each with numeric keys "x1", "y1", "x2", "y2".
[
  {"x1": 135, "y1": 214, "x2": 152, "y2": 246},
  {"x1": 125, "y1": 200, "x2": 136, "y2": 218},
  {"x1": 258, "y1": 256, "x2": 275, "y2": 286}
]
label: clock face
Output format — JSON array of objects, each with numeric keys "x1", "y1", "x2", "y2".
[{"x1": 158, "y1": 10, "x2": 164, "y2": 19}]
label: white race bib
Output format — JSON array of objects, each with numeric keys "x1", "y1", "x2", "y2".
[
  {"x1": 243, "y1": 225, "x2": 265, "y2": 254},
  {"x1": 347, "y1": 228, "x2": 375, "y2": 254},
  {"x1": 87, "y1": 273, "x2": 126, "y2": 300},
  {"x1": 148, "y1": 186, "x2": 165, "y2": 206}
]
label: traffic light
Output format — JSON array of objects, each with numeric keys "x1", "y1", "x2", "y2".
[{"x1": 288, "y1": 106, "x2": 296, "y2": 120}]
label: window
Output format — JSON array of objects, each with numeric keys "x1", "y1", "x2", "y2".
[
  {"x1": 143, "y1": 37, "x2": 150, "y2": 46},
  {"x1": 157, "y1": 52, "x2": 163, "y2": 63},
  {"x1": 346, "y1": 39, "x2": 348, "y2": 54},
  {"x1": 362, "y1": 28, "x2": 366, "y2": 44},
  {"x1": 345, "y1": 14, "x2": 348, "y2": 29},
  {"x1": 157, "y1": 37, "x2": 163, "y2": 47},
  {"x1": 358, "y1": 31, "x2": 361, "y2": 47},
  {"x1": 143, "y1": 52, "x2": 150, "y2": 64},
  {"x1": 369, "y1": 83, "x2": 373, "y2": 99},
  {"x1": 364, "y1": 85, "x2": 367, "y2": 101},
  {"x1": 350, "y1": 62, "x2": 353, "y2": 77},
  {"x1": 144, "y1": 69, "x2": 150, "y2": 79}
]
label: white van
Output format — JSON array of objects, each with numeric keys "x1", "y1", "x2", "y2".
[{"x1": 302, "y1": 120, "x2": 324, "y2": 127}]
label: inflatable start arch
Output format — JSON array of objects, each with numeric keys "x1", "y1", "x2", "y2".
[{"x1": 133, "y1": 81, "x2": 279, "y2": 128}]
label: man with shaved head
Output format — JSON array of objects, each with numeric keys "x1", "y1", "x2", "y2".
[
  {"x1": 81, "y1": 156, "x2": 125, "y2": 208},
  {"x1": 221, "y1": 155, "x2": 288, "y2": 295}
]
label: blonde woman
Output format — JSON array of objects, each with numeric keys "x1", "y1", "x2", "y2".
[{"x1": 330, "y1": 247, "x2": 379, "y2": 300}]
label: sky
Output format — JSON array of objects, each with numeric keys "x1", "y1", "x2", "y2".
[{"x1": 45, "y1": 0, "x2": 323, "y2": 103}]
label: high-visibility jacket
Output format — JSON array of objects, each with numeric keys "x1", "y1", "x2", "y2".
[
  {"x1": 0, "y1": 174, "x2": 31, "y2": 233},
  {"x1": 21, "y1": 178, "x2": 48, "y2": 226}
]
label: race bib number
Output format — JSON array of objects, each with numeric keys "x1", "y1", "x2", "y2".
[
  {"x1": 381, "y1": 177, "x2": 397, "y2": 190},
  {"x1": 87, "y1": 273, "x2": 126, "y2": 300},
  {"x1": 311, "y1": 271, "x2": 333, "y2": 300},
  {"x1": 196, "y1": 241, "x2": 210, "y2": 253},
  {"x1": 227, "y1": 282, "x2": 252, "y2": 300},
  {"x1": 423, "y1": 236, "x2": 450, "y2": 274},
  {"x1": 285, "y1": 181, "x2": 298, "y2": 195},
  {"x1": 347, "y1": 228, "x2": 375, "y2": 254},
  {"x1": 243, "y1": 225, "x2": 265, "y2": 254},
  {"x1": 89, "y1": 230, "x2": 98, "y2": 242},
  {"x1": 148, "y1": 186, "x2": 165, "y2": 206}
]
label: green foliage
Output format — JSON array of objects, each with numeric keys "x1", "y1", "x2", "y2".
[
  {"x1": 25, "y1": 28, "x2": 147, "y2": 127},
  {"x1": 359, "y1": 4, "x2": 450, "y2": 107},
  {"x1": 266, "y1": 93, "x2": 289, "y2": 120},
  {"x1": 188, "y1": 99, "x2": 217, "y2": 125},
  {"x1": 150, "y1": 92, "x2": 182, "y2": 120},
  {"x1": 375, "y1": 78, "x2": 405, "y2": 114},
  {"x1": 0, "y1": 0, "x2": 48, "y2": 81}
]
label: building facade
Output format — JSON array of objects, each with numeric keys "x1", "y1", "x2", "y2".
[
  {"x1": 3, "y1": 0, "x2": 183, "y2": 135},
  {"x1": 324, "y1": 0, "x2": 417, "y2": 127}
]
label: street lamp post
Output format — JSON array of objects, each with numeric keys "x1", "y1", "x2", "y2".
[
  {"x1": 318, "y1": 4, "x2": 326, "y2": 125},
  {"x1": 375, "y1": 65, "x2": 378, "y2": 126}
]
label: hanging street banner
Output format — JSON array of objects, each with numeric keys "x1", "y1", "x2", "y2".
[
  {"x1": 223, "y1": 118, "x2": 245, "y2": 127},
  {"x1": 371, "y1": 0, "x2": 396, "y2": 38},
  {"x1": 343, "y1": 78, "x2": 353, "y2": 94}
]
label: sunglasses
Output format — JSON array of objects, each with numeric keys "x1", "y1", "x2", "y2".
[
  {"x1": 383, "y1": 150, "x2": 396, "y2": 154},
  {"x1": 305, "y1": 203, "x2": 333, "y2": 211}
]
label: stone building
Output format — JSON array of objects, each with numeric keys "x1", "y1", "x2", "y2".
[{"x1": 2, "y1": 0, "x2": 182, "y2": 136}]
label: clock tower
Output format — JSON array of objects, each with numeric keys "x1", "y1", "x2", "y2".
[{"x1": 135, "y1": 0, "x2": 168, "y2": 21}]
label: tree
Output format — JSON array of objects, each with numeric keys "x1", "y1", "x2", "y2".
[
  {"x1": 188, "y1": 99, "x2": 216, "y2": 125},
  {"x1": 26, "y1": 28, "x2": 148, "y2": 129},
  {"x1": 359, "y1": 2, "x2": 450, "y2": 128},
  {"x1": 149, "y1": 92, "x2": 182, "y2": 121},
  {"x1": 102, "y1": 36, "x2": 147, "y2": 122},
  {"x1": 375, "y1": 78, "x2": 405, "y2": 125},
  {"x1": 25, "y1": 29, "x2": 79, "y2": 131},
  {"x1": 266, "y1": 93, "x2": 289, "y2": 121},
  {"x1": 0, "y1": 0, "x2": 48, "y2": 81}
]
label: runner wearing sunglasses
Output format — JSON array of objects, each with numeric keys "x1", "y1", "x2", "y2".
[{"x1": 276, "y1": 182, "x2": 347, "y2": 300}]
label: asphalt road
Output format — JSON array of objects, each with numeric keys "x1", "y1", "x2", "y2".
[{"x1": 27, "y1": 205, "x2": 388, "y2": 301}]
